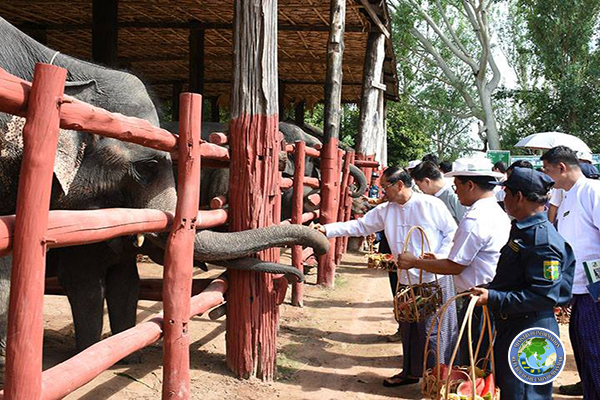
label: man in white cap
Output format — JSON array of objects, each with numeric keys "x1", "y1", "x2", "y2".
[
  {"x1": 398, "y1": 156, "x2": 511, "y2": 365},
  {"x1": 313, "y1": 166, "x2": 458, "y2": 387}
]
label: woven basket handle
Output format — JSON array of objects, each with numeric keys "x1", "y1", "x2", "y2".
[{"x1": 401, "y1": 225, "x2": 436, "y2": 285}]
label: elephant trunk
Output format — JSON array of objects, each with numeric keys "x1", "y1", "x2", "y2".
[
  {"x1": 349, "y1": 164, "x2": 368, "y2": 198},
  {"x1": 192, "y1": 225, "x2": 329, "y2": 262},
  {"x1": 211, "y1": 258, "x2": 305, "y2": 282}
]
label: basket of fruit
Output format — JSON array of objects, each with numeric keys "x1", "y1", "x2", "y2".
[
  {"x1": 421, "y1": 293, "x2": 500, "y2": 400},
  {"x1": 393, "y1": 226, "x2": 443, "y2": 323},
  {"x1": 366, "y1": 253, "x2": 397, "y2": 271}
]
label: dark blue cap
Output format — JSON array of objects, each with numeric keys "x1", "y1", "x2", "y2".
[
  {"x1": 495, "y1": 167, "x2": 555, "y2": 194},
  {"x1": 581, "y1": 163, "x2": 600, "y2": 179}
]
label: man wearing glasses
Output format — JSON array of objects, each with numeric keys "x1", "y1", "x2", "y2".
[{"x1": 313, "y1": 166, "x2": 457, "y2": 388}]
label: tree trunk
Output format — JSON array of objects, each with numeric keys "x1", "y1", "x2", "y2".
[
  {"x1": 226, "y1": 0, "x2": 280, "y2": 381},
  {"x1": 479, "y1": 85, "x2": 500, "y2": 150},
  {"x1": 317, "y1": 0, "x2": 346, "y2": 287}
]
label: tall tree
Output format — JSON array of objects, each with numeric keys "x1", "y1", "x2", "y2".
[{"x1": 389, "y1": 0, "x2": 503, "y2": 149}]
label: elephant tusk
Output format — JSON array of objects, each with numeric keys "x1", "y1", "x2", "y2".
[{"x1": 134, "y1": 233, "x2": 145, "y2": 248}]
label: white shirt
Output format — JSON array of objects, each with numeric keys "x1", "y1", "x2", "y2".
[
  {"x1": 549, "y1": 188, "x2": 564, "y2": 207},
  {"x1": 324, "y1": 192, "x2": 457, "y2": 285},
  {"x1": 493, "y1": 185, "x2": 506, "y2": 202},
  {"x1": 556, "y1": 177, "x2": 600, "y2": 294},
  {"x1": 448, "y1": 197, "x2": 511, "y2": 293}
]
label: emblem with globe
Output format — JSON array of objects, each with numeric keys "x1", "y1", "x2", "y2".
[
  {"x1": 517, "y1": 337, "x2": 558, "y2": 375},
  {"x1": 509, "y1": 327, "x2": 565, "y2": 384}
]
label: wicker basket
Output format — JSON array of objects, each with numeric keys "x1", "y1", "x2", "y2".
[
  {"x1": 421, "y1": 293, "x2": 500, "y2": 400},
  {"x1": 555, "y1": 305, "x2": 571, "y2": 325},
  {"x1": 393, "y1": 226, "x2": 443, "y2": 323}
]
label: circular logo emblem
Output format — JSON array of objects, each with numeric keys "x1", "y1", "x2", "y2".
[{"x1": 508, "y1": 328, "x2": 565, "y2": 385}]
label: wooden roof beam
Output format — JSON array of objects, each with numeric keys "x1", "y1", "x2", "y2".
[
  {"x1": 358, "y1": 0, "x2": 390, "y2": 39},
  {"x1": 17, "y1": 22, "x2": 370, "y2": 32}
]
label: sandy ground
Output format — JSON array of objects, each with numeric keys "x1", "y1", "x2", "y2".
[{"x1": 40, "y1": 250, "x2": 583, "y2": 399}]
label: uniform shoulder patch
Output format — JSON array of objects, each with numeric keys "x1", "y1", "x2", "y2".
[{"x1": 543, "y1": 260, "x2": 560, "y2": 280}]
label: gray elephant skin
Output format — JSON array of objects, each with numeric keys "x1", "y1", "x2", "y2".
[{"x1": 0, "y1": 18, "x2": 328, "y2": 366}]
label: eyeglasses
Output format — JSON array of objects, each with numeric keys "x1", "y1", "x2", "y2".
[{"x1": 382, "y1": 181, "x2": 396, "y2": 192}]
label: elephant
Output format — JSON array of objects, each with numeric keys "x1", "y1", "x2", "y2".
[{"x1": 0, "y1": 18, "x2": 328, "y2": 366}]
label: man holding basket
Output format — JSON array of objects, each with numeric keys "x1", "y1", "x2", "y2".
[
  {"x1": 472, "y1": 167, "x2": 575, "y2": 399},
  {"x1": 398, "y1": 157, "x2": 511, "y2": 366},
  {"x1": 313, "y1": 166, "x2": 457, "y2": 387}
]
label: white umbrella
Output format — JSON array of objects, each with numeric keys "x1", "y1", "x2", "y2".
[{"x1": 515, "y1": 132, "x2": 592, "y2": 154}]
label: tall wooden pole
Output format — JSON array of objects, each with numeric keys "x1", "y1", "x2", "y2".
[
  {"x1": 226, "y1": 0, "x2": 280, "y2": 380},
  {"x1": 4, "y1": 63, "x2": 66, "y2": 399},
  {"x1": 189, "y1": 22, "x2": 205, "y2": 95},
  {"x1": 161, "y1": 93, "x2": 202, "y2": 399},
  {"x1": 356, "y1": 32, "x2": 385, "y2": 181},
  {"x1": 92, "y1": 0, "x2": 118, "y2": 67},
  {"x1": 317, "y1": 0, "x2": 345, "y2": 287}
]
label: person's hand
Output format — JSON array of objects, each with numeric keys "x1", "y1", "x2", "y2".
[
  {"x1": 471, "y1": 287, "x2": 489, "y2": 306},
  {"x1": 311, "y1": 223, "x2": 326, "y2": 235},
  {"x1": 397, "y1": 252, "x2": 418, "y2": 270},
  {"x1": 422, "y1": 252, "x2": 437, "y2": 260}
]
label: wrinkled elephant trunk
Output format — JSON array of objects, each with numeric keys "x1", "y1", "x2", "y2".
[
  {"x1": 349, "y1": 164, "x2": 368, "y2": 198},
  {"x1": 191, "y1": 225, "x2": 328, "y2": 261}
]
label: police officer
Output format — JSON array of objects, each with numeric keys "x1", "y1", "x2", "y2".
[{"x1": 472, "y1": 167, "x2": 575, "y2": 400}]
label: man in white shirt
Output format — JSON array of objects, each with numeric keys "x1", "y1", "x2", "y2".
[
  {"x1": 410, "y1": 160, "x2": 467, "y2": 223},
  {"x1": 398, "y1": 157, "x2": 511, "y2": 365},
  {"x1": 541, "y1": 146, "x2": 600, "y2": 399},
  {"x1": 314, "y1": 166, "x2": 457, "y2": 387}
]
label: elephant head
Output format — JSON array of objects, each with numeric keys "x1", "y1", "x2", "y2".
[{"x1": 0, "y1": 18, "x2": 329, "y2": 274}]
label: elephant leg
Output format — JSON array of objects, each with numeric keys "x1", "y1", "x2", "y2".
[
  {"x1": 0, "y1": 255, "x2": 11, "y2": 373},
  {"x1": 57, "y1": 246, "x2": 107, "y2": 352},
  {"x1": 105, "y1": 254, "x2": 142, "y2": 364}
]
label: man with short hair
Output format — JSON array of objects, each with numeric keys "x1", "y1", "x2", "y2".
[
  {"x1": 313, "y1": 166, "x2": 458, "y2": 387},
  {"x1": 541, "y1": 145, "x2": 600, "y2": 399},
  {"x1": 411, "y1": 161, "x2": 467, "y2": 223},
  {"x1": 473, "y1": 167, "x2": 575, "y2": 400},
  {"x1": 398, "y1": 157, "x2": 511, "y2": 365}
]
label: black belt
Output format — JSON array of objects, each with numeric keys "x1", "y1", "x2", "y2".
[{"x1": 493, "y1": 309, "x2": 555, "y2": 322}]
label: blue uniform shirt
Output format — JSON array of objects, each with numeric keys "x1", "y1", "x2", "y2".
[{"x1": 487, "y1": 212, "x2": 576, "y2": 316}]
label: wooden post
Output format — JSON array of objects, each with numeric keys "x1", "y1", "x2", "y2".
[
  {"x1": 211, "y1": 97, "x2": 220, "y2": 122},
  {"x1": 291, "y1": 141, "x2": 306, "y2": 307},
  {"x1": 189, "y1": 22, "x2": 205, "y2": 94},
  {"x1": 4, "y1": 63, "x2": 66, "y2": 399},
  {"x1": 172, "y1": 82, "x2": 183, "y2": 122},
  {"x1": 294, "y1": 101, "x2": 305, "y2": 126},
  {"x1": 226, "y1": 0, "x2": 280, "y2": 381},
  {"x1": 317, "y1": 0, "x2": 345, "y2": 287},
  {"x1": 92, "y1": 0, "x2": 118, "y2": 67},
  {"x1": 335, "y1": 151, "x2": 353, "y2": 265},
  {"x1": 356, "y1": 32, "x2": 385, "y2": 166},
  {"x1": 161, "y1": 93, "x2": 202, "y2": 399}
]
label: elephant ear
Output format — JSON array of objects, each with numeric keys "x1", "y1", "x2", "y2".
[{"x1": 53, "y1": 80, "x2": 97, "y2": 195}]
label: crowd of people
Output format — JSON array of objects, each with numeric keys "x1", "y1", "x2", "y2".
[{"x1": 313, "y1": 145, "x2": 600, "y2": 400}]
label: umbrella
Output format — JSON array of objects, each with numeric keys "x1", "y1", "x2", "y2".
[{"x1": 515, "y1": 132, "x2": 592, "y2": 154}]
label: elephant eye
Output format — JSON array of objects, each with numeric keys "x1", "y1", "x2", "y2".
[{"x1": 132, "y1": 159, "x2": 159, "y2": 184}]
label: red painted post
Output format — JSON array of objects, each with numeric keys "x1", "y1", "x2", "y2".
[
  {"x1": 335, "y1": 151, "x2": 353, "y2": 265},
  {"x1": 291, "y1": 141, "x2": 306, "y2": 306},
  {"x1": 161, "y1": 93, "x2": 202, "y2": 399},
  {"x1": 317, "y1": 139, "x2": 340, "y2": 287},
  {"x1": 340, "y1": 153, "x2": 356, "y2": 257},
  {"x1": 4, "y1": 63, "x2": 66, "y2": 400}
]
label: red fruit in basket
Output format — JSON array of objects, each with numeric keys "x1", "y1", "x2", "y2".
[
  {"x1": 481, "y1": 373, "x2": 495, "y2": 398},
  {"x1": 457, "y1": 378, "x2": 484, "y2": 397},
  {"x1": 431, "y1": 364, "x2": 450, "y2": 379},
  {"x1": 385, "y1": 254, "x2": 395, "y2": 260},
  {"x1": 449, "y1": 366, "x2": 467, "y2": 381}
]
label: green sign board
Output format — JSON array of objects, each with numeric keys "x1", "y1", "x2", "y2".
[
  {"x1": 486, "y1": 150, "x2": 511, "y2": 166},
  {"x1": 509, "y1": 155, "x2": 543, "y2": 168}
]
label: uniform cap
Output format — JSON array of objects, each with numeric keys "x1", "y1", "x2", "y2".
[{"x1": 496, "y1": 167, "x2": 554, "y2": 194}]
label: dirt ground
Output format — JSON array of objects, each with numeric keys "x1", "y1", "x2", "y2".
[{"x1": 41, "y1": 249, "x2": 583, "y2": 399}]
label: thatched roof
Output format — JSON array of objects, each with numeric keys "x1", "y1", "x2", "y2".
[{"x1": 1, "y1": 0, "x2": 399, "y2": 107}]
